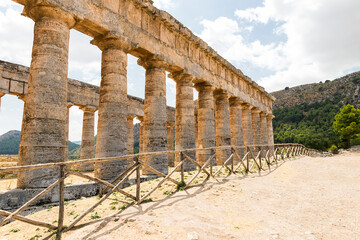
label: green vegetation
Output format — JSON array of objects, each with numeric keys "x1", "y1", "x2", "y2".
[
  {"x1": 274, "y1": 100, "x2": 360, "y2": 151},
  {"x1": 333, "y1": 104, "x2": 360, "y2": 148},
  {"x1": 329, "y1": 145, "x2": 339, "y2": 154}
]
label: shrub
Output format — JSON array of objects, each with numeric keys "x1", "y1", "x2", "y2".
[{"x1": 329, "y1": 145, "x2": 339, "y2": 154}]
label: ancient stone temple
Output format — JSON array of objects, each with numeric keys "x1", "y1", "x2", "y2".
[{"x1": 0, "y1": 0, "x2": 275, "y2": 188}]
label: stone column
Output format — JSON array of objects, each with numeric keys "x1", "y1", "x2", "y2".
[
  {"x1": 229, "y1": 97, "x2": 244, "y2": 162},
  {"x1": 241, "y1": 104, "x2": 254, "y2": 148},
  {"x1": 171, "y1": 71, "x2": 196, "y2": 171},
  {"x1": 267, "y1": 114, "x2": 275, "y2": 148},
  {"x1": 166, "y1": 123, "x2": 175, "y2": 167},
  {"x1": 127, "y1": 116, "x2": 135, "y2": 156},
  {"x1": 65, "y1": 103, "x2": 73, "y2": 161},
  {"x1": 92, "y1": 34, "x2": 132, "y2": 181},
  {"x1": 251, "y1": 108, "x2": 262, "y2": 151},
  {"x1": 260, "y1": 113, "x2": 269, "y2": 145},
  {"x1": 77, "y1": 106, "x2": 96, "y2": 171},
  {"x1": 17, "y1": 5, "x2": 75, "y2": 188},
  {"x1": 0, "y1": 93, "x2": 4, "y2": 112},
  {"x1": 214, "y1": 90, "x2": 231, "y2": 165},
  {"x1": 138, "y1": 56, "x2": 168, "y2": 175},
  {"x1": 194, "y1": 83, "x2": 216, "y2": 165},
  {"x1": 138, "y1": 116, "x2": 144, "y2": 156}
]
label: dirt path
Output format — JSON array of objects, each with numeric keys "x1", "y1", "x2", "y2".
[{"x1": 2, "y1": 152, "x2": 360, "y2": 239}]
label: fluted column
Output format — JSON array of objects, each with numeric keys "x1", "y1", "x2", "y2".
[
  {"x1": 229, "y1": 97, "x2": 244, "y2": 161},
  {"x1": 241, "y1": 104, "x2": 254, "y2": 148},
  {"x1": 195, "y1": 83, "x2": 216, "y2": 165},
  {"x1": 251, "y1": 109, "x2": 262, "y2": 149},
  {"x1": 92, "y1": 34, "x2": 132, "y2": 181},
  {"x1": 260, "y1": 113, "x2": 269, "y2": 145},
  {"x1": 77, "y1": 106, "x2": 96, "y2": 171},
  {"x1": 17, "y1": 4, "x2": 75, "y2": 188},
  {"x1": 214, "y1": 90, "x2": 231, "y2": 165},
  {"x1": 171, "y1": 71, "x2": 196, "y2": 170},
  {"x1": 138, "y1": 56, "x2": 168, "y2": 175},
  {"x1": 167, "y1": 123, "x2": 175, "y2": 167}
]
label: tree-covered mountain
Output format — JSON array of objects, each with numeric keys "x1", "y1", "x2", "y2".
[
  {"x1": 0, "y1": 130, "x2": 81, "y2": 155},
  {"x1": 271, "y1": 71, "x2": 360, "y2": 151}
]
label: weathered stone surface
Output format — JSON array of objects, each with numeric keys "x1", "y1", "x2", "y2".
[
  {"x1": 195, "y1": 82, "x2": 216, "y2": 165},
  {"x1": 267, "y1": 114, "x2": 275, "y2": 146},
  {"x1": 0, "y1": 60, "x2": 176, "y2": 123},
  {"x1": 229, "y1": 97, "x2": 245, "y2": 161},
  {"x1": 17, "y1": 5, "x2": 75, "y2": 189},
  {"x1": 260, "y1": 113, "x2": 269, "y2": 145},
  {"x1": 77, "y1": 106, "x2": 96, "y2": 171},
  {"x1": 214, "y1": 90, "x2": 231, "y2": 165},
  {"x1": 241, "y1": 104, "x2": 254, "y2": 147},
  {"x1": 251, "y1": 109, "x2": 262, "y2": 147},
  {"x1": 172, "y1": 71, "x2": 196, "y2": 170},
  {"x1": 166, "y1": 123, "x2": 175, "y2": 167},
  {"x1": 94, "y1": 36, "x2": 129, "y2": 181},
  {"x1": 138, "y1": 56, "x2": 168, "y2": 175}
]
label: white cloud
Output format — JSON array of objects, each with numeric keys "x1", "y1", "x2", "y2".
[
  {"x1": 152, "y1": 0, "x2": 176, "y2": 10},
  {"x1": 199, "y1": 0, "x2": 360, "y2": 92}
]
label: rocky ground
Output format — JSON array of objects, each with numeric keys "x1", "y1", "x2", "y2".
[{"x1": 1, "y1": 151, "x2": 359, "y2": 240}]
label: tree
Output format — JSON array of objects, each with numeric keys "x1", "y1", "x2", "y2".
[{"x1": 333, "y1": 104, "x2": 360, "y2": 148}]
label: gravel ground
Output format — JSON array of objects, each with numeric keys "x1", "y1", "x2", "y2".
[{"x1": 1, "y1": 151, "x2": 359, "y2": 240}]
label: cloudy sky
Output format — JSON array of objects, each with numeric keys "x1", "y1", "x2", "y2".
[{"x1": 0, "y1": 0, "x2": 359, "y2": 141}]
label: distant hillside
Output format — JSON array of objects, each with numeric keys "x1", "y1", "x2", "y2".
[
  {"x1": 0, "y1": 130, "x2": 81, "y2": 155},
  {"x1": 272, "y1": 71, "x2": 360, "y2": 151},
  {"x1": 272, "y1": 71, "x2": 360, "y2": 109}
]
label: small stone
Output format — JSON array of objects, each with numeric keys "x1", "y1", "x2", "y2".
[
  {"x1": 187, "y1": 232, "x2": 199, "y2": 240},
  {"x1": 305, "y1": 231, "x2": 313, "y2": 235},
  {"x1": 163, "y1": 233, "x2": 170, "y2": 239},
  {"x1": 114, "y1": 216, "x2": 120, "y2": 222}
]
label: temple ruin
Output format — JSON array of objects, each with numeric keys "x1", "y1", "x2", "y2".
[{"x1": 0, "y1": 0, "x2": 275, "y2": 189}]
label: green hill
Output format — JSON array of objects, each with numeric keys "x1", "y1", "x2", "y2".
[
  {"x1": 271, "y1": 71, "x2": 360, "y2": 151},
  {"x1": 0, "y1": 130, "x2": 81, "y2": 156}
]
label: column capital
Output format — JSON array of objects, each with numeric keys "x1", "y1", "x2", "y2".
[
  {"x1": 240, "y1": 103, "x2": 253, "y2": 110},
  {"x1": 260, "y1": 112, "x2": 267, "y2": 117},
  {"x1": 80, "y1": 106, "x2": 97, "y2": 113},
  {"x1": 251, "y1": 108, "x2": 261, "y2": 114},
  {"x1": 213, "y1": 89, "x2": 229, "y2": 99},
  {"x1": 267, "y1": 114, "x2": 275, "y2": 120},
  {"x1": 23, "y1": 1, "x2": 76, "y2": 28},
  {"x1": 194, "y1": 82, "x2": 214, "y2": 92},
  {"x1": 91, "y1": 32, "x2": 134, "y2": 52},
  {"x1": 166, "y1": 122, "x2": 175, "y2": 128},
  {"x1": 137, "y1": 55, "x2": 169, "y2": 70},
  {"x1": 168, "y1": 70, "x2": 194, "y2": 83},
  {"x1": 229, "y1": 97, "x2": 243, "y2": 106},
  {"x1": 137, "y1": 116, "x2": 144, "y2": 122}
]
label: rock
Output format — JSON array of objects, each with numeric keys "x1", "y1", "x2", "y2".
[
  {"x1": 187, "y1": 232, "x2": 199, "y2": 240},
  {"x1": 114, "y1": 216, "x2": 120, "y2": 222}
]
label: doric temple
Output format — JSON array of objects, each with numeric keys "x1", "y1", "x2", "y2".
[{"x1": 0, "y1": 0, "x2": 275, "y2": 189}]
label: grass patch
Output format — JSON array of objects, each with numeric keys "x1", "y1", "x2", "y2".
[{"x1": 176, "y1": 181, "x2": 186, "y2": 191}]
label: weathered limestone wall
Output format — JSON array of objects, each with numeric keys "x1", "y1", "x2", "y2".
[{"x1": 229, "y1": 97, "x2": 244, "y2": 160}]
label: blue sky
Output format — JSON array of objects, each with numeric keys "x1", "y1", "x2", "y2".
[{"x1": 0, "y1": 0, "x2": 360, "y2": 140}]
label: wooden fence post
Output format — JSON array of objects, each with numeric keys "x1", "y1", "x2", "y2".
[{"x1": 56, "y1": 164, "x2": 65, "y2": 240}]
